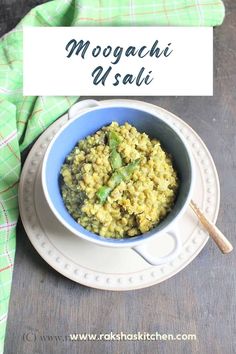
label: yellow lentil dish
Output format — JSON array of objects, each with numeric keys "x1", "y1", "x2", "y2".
[{"x1": 60, "y1": 122, "x2": 179, "y2": 238}]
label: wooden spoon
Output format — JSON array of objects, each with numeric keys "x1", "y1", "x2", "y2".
[{"x1": 190, "y1": 200, "x2": 233, "y2": 254}]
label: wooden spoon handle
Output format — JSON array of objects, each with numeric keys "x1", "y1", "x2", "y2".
[{"x1": 190, "y1": 200, "x2": 233, "y2": 254}]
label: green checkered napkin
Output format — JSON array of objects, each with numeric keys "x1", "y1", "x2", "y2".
[{"x1": 0, "y1": 0, "x2": 225, "y2": 352}]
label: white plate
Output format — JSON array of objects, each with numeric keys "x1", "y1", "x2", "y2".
[{"x1": 19, "y1": 100, "x2": 220, "y2": 291}]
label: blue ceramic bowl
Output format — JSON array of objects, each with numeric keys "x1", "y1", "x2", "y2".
[{"x1": 41, "y1": 100, "x2": 195, "y2": 265}]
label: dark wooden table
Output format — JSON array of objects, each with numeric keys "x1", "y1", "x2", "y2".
[{"x1": 1, "y1": 1, "x2": 236, "y2": 353}]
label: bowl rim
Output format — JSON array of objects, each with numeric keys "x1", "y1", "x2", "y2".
[{"x1": 41, "y1": 103, "x2": 195, "y2": 248}]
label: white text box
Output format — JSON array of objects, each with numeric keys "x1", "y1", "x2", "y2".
[{"x1": 23, "y1": 27, "x2": 213, "y2": 96}]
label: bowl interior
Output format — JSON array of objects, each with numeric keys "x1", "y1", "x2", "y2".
[{"x1": 43, "y1": 106, "x2": 193, "y2": 244}]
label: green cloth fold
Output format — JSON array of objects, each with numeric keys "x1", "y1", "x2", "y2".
[{"x1": 0, "y1": 0, "x2": 225, "y2": 352}]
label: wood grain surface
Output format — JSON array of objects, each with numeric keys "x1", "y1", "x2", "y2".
[{"x1": 1, "y1": 1, "x2": 236, "y2": 353}]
